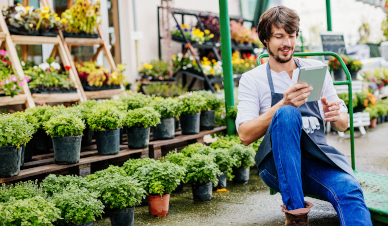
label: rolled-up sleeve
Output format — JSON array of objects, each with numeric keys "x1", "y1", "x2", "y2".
[{"x1": 235, "y1": 73, "x2": 260, "y2": 133}]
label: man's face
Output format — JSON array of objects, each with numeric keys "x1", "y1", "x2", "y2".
[{"x1": 266, "y1": 26, "x2": 297, "y2": 63}]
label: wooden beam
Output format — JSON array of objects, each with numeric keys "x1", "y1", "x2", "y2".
[
  {"x1": 0, "y1": 94, "x2": 27, "y2": 106},
  {"x1": 68, "y1": 0, "x2": 73, "y2": 9},
  {"x1": 84, "y1": 89, "x2": 123, "y2": 99},
  {"x1": 22, "y1": 0, "x2": 29, "y2": 6},
  {"x1": 31, "y1": 93, "x2": 81, "y2": 103},
  {"x1": 64, "y1": 37, "x2": 104, "y2": 46},
  {"x1": 50, "y1": 45, "x2": 58, "y2": 59},
  {"x1": 111, "y1": 0, "x2": 121, "y2": 64},
  {"x1": 92, "y1": 46, "x2": 104, "y2": 62},
  {"x1": 21, "y1": 45, "x2": 28, "y2": 62},
  {"x1": 11, "y1": 35, "x2": 59, "y2": 45},
  {"x1": 0, "y1": 41, "x2": 5, "y2": 51}
]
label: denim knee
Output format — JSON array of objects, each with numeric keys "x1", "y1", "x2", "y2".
[{"x1": 273, "y1": 106, "x2": 302, "y2": 126}]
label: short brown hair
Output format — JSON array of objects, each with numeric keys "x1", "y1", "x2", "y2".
[{"x1": 257, "y1": 6, "x2": 300, "y2": 47}]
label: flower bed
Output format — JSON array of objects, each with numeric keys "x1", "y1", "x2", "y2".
[
  {"x1": 0, "y1": 50, "x2": 28, "y2": 97},
  {"x1": 171, "y1": 24, "x2": 214, "y2": 45}
]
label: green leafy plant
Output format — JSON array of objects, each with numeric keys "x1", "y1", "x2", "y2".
[
  {"x1": 198, "y1": 148, "x2": 236, "y2": 180},
  {"x1": 12, "y1": 111, "x2": 39, "y2": 134},
  {"x1": 0, "y1": 180, "x2": 45, "y2": 203},
  {"x1": 178, "y1": 92, "x2": 206, "y2": 115},
  {"x1": 229, "y1": 144, "x2": 255, "y2": 169},
  {"x1": 61, "y1": 0, "x2": 101, "y2": 34},
  {"x1": 364, "y1": 107, "x2": 378, "y2": 119},
  {"x1": 122, "y1": 158, "x2": 156, "y2": 176},
  {"x1": 347, "y1": 58, "x2": 363, "y2": 71},
  {"x1": 86, "y1": 165, "x2": 127, "y2": 182},
  {"x1": 227, "y1": 105, "x2": 238, "y2": 121},
  {"x1": 25, "y1": 105, "x2": 52, "y2": 129},
  {"x1": 44, "y1": 114, "x2": 85, "y2": 137},
  {"x1": 135, "y1": 161, "x2": 186, "y2": 196},
  {"x1": 138, "y1": 60, "x2": 171, "y2": 79},
  {"x1": 199, "y1": 92, "x2": 223, "y2": 111},
  {"x1": 40, "y1": 174, "x2": 90, "y2": 196},
  {"x1": 121, "y1": 93, "x2": 152, "y2": 110},
  {"x1": 161, "y1": 150, "x2": 188, "y2": 168},
  {"x1": 180, "y1": 142, "x2": 205, "y2": 157},
  {"x1": 143, "y1": 82, "x2": 187, "y2": 97},
  {"x1": 50, "y1": 185, "x2": 104, "y2": 226},
  {"x1": 210, "y1": 138, "x2": 237, "y2": 149},
  {"x1": 151, "y1": 98, "x2": 182, "y2": 118},
  {"x1": 87, "y1": 106, "x2": 123, "y2": 131},
  {"x1": 0, "y1": 196, "x2": 61, "y2": 226},
  {"x1": 185, "y1": 154, "x2": 222, "y2": 185},
  {"x1": 0, "y1": 113, "x2": 34, "y2": 148},
  {"x1": 123, "y1": 107, "x2": 161, "y2": 128}
]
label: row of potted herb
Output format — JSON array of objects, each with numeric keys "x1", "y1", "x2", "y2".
[
  {"x1": 362, "y1": 68, "x2": 388, "y2": 95},
  {"x1": 363, "y1": 99, "x2": 388, "y2": 128},
  {"x1": 328, "y1": 55, "x2": 363, "y2": 81}
]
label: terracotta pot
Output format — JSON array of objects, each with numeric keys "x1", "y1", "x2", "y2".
[
  {"x1": 370, "y1": 118, "x2": 377, "y2": 128},
  {"x1": 147, "y1": 194, "x2": 170, "y2": 217}
]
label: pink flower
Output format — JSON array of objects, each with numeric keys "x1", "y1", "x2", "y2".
[
  {"x1": 24, "y1": 76, "x2": 30, "y2": 83},
  {"x1": 9, "y1": 75, "x2": 18, "y2": 82},
  {"x1": 221, "y1": 114, "x2": 225, "y2": 119},
  {"x1": 18, "y1": 81, "x2": 25, "y2": 87},
  {"x1": 179, "y1": 95, "x2": 184, "y2": 99},
  {"x1": 46, "y1": 68, "x2": 50, "y2": 72},
  {"x1": 0, "y1": 50, "x2": 6, "y2": 57},
  {"x1": 188, "y1": 93, "x2": 192, "y2": 97},
  {"x1": 0, "y1": 80, "x2": 4, "y2": 86}
]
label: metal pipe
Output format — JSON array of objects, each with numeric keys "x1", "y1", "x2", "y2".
[
  {"x1": 326, "y1": 0, "x2": 332, "y2": 31},
  {"x1": 219, "y1": 0, "x2": 236, "y2": 135}
]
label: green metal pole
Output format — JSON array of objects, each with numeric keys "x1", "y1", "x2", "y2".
[
  {"x1": 219, "y1": 0, "x2": 236, "y2": 135},
  {"x1": 326, "y1": 0, "x2": 332, "y2": 31}
]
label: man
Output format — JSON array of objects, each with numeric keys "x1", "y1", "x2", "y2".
[{"x1": 236, "y1": 6, "x2": 372, "y2": 226}]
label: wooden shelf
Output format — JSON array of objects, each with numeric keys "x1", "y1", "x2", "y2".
[
  {"x1": 31, "y1": 93, "x2": 81, "y2": 103},
  {"x1": 0, "y1": 94, "x2": 27, "y2": 106},
  {"x1": 84, "y1": 88, "x2": 124, "y2": 99},
  {"x1": 64, "y1": 37, "x2": 104, "y2": 46},
  {"x1": 11, "y1": 35, "x2": 60, "y2": 45}
]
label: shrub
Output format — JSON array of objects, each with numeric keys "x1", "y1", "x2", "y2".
[
  {"x1": 44, "y1": 114, "x2": 85, "y2": 137},
  {"x1": 122, "y1": 158, "x2": 156, "y2": 176},
  {"x1": 151, "y1": 98, "x2": 182, "y2": 118},
  {"x1": 123, "y1": 107, "x2": 161, "y2": 128},
  {"x1": 229, "y1": 144, "x2": 255, "y2": 169},
  {"x1": 135, "y1": 161, "x2": 186, "y2": 196},
  {"x1": 200, "y1": 92, "x2": 223, "y2": 111},
  {"x1": 41, "y1": 174, "x2": 89, "y2": 196},
  {"x1": 78, "y1": 100, "x2": 98, "y2": 121},
  {"x1": 121, "y1": 93, "x2": 152, "y2": 110},
  {"x1": 41, "y1": 105, "x2": 68, "y2": 124},
  {"x1": 12, "y1": 111, "x2": 39, "y2": 134},
  {"x1": 86, "y1": 165, "x2": 127, "y2": 182},
  {"x1": 0, "y1": 196, "x2": 61, "y2": 226},
  {"x1": 227, "y1": 105, "x2": 238, "y2": 120},
  {"x1": 87, "y1": 106, "x2": 123, "y2": 131},
  {"x1": 185, "y1": 154, "x2": 222, "y2": 185},
  {"x1": 25, "y1": 105, "x2": 52, "y2": 129},
  {"x1": 198, "y1": 148, "x2": 236, "y2": 174},
  {"x1": 180, "y1": 142, "x2": 205, "y2": 157},
  {"x1": 178, "y1": 92, "x2": 206, "y2": 115},
  {"x1": 210, "y1": 138, "x2": 237, "y2": 149},
  {"x1": 0, "y1": 180, "x2": 45, "y2": 203},
  {"x1": 0, "y1": 113, "x2": 34, "y2": 148},
  {"x1": 51, "y1": 185, "x2": 104, "y2": 226},
  {"x1": 162, "y1": 150, "x2": 187, "y2": 168}
]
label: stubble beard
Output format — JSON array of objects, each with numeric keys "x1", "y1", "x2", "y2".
[{"x1": 267, "y1": 45, "x2": 294, "y2": 63}]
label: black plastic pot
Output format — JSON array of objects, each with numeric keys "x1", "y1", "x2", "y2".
[
  {"x1": 0, "y1": 146, "x2": 21, "y2": 177},
  {"x1": 233, "y1": 167, "x2": 250, "y2": 184},
  {"x1": 95, "y1": 129, "x2": 120, "y2": 155},
  {"x1": 153, "y1": 117, "x2": 175, "y2": 140},
  {"x1": 39, "y1": 29, "x2": 58, "y2": 37},
  {"x1": 349, "y1": 70, "x2": 358, "y2": 81},
  {"x1": 215, "y1": 171, "x2": 227, "y2": 190},
  {"x1": 173, "y1": 182, "x2": 184, "y2": 193},
  {"x1": 110, "y1": 206, "x2": 135, "y2": 226},
  {"x1": 126, "y1": 126, "x2": 150, "y2": 149},
  {"x1": 385, "y1": 114, "x2": 388, "y2": 122},
  {"x1": 175, "y1": 118, "x2": 180, "y2": 130},
  {"x1": 82, "y1": 84, "x2": 121, "y2": 91},
  {"x1": 24, "y1": 141, "x2": 33, "y2": 162},
  {"x1": 180, "y1": 113, "x2": 200, "y2": 135},
  {"x1": 52, "y1": 135, "x2": 82, "y2": 164},
  {"x1": 377, "y1": 116, "x2": 381, "y2": 124},
  {"x1": 32, "y1": 129, "x2": 52, "y2": 155},
  {"x1": 63, "y1": 31, "x2": 99, "y2": 38},
  {"x1": 7, "y1": 25, "x2": 39, "y2": 36},
  {"x1": 138, "y1": 197, "x2": 148, "y2": 207},
  {"x1": 20, "y1": 143, "x2": 25, "y2": 166},
  {"x1": 70, "y1": 221, "x2": 93, "y2": 226},
  {"x1": 82, "y1": 125, "x2": 93, "y2": 147},
  {"x1": 200, "y1": 110, "x2": 216, "y2": 131},
  {"x1": 381, "y1": 115, "x2": 386, "y2": 123},
  {"x1": 333, "y1": 69, "x2": 346, "y2": 81},
  {"x1": 353, "y1": 106, "x2": 366, "y2": 113},
  {"x1": 191, "y1": 181, "x2": 212, "y2": 201}
]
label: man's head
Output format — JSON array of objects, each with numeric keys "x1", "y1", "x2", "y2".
[{"x1": 257, "y1": 6, "x2": 300, "y2": 63}]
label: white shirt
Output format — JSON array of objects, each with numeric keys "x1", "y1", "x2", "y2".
[{"x1": 235, "y1": 58, "x2": 347, "y2": 133}]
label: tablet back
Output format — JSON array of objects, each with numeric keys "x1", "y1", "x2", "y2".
[{"x1": 297, "y1": 65, "x2": 328, "y2": 102}]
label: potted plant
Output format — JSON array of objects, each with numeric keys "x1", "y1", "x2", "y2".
[
  {"x1": 143, "y1": 82, "x2": 187, "y2": 98},
  {"x1": 121, "y1": 93, "x2": 152, "y2": 110},
  {"x1": 151, "y1": 98, "x2": 181, "y2": 140},
  {"x1": 328, "y1": 55, "x2": 348, "y2": 81},
  {"x1": 2, "y1": 5, "x2": 40, "y2": 36},
  {"x1": 44, "y1": 114, "x2": 85, "y2": 164},
  {"x1": 0, "y1": 180, "x2": 46, "y2": 202},
  {"x1": 162, "y1": 150, "x2": 188, "y2": 193},
  {"x1": 199, "y1": 92, "x2": 223, "y2": 130},
  {"x1": 229, "y1": 144, "x2": 256, "y2": 184},
  {"x1": 87, "y1": 106, "x2": 123, "y2": 155},
  {"x1": 135, "y1": 161, "x2": 186, "y2": 217},
  {"x1": 123, "y1": 107, "x2": 160, "y2": 149},
  {"x1": 347, "y1": 58, "x2": 363, "y2": 80},
  {"x1": 35, "y1": 6, "x2": 62, "y2": 36},
  {"x1": 138, "y1": 60, "x2": 172, "y2": 81},
  {"x1": 0, "y1": 50, "x2": 28, "y2": 97},
  {"x1": 50, "y1": 185, "x2": 104, "y2": 226},
  {"x1": 78, "y1": 100, "x2": 98, "y2": 146},
  {"x1": 180, "y1": 142, "x2": 206, "y2": 157},
  {"x1": 0, "y1": 196, "x2": 61, "y2": 225},
  {"x1": 0, "y1": 114, "x2": 34, "y2": 177},
  {"x1": 178, "y1": 92, "x2": 206, "y2": 135},
  {"x1": 88, "y1": 169, "x2": 146, "y2": 226},
  {"x1": 40, "y1": 174, "x2": 90, "y2": 196},
  {"x1": 185, "y1": 153, "x2": 222, "y2": 201},
  {"x1": 364, "y1": 107, "x2": 378, "y2": 128}
]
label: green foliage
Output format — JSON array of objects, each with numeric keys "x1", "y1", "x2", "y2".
[
  {"x1": 229, "y1": 144, "x2": 255, "y2": 169},
  {"x1": 0, "y1": 181, "x2": 45, "y2": 203},
  {"x1": 178, "y1": 92, "x2": 206, "y2": 115},
  {"x1": 123, "y1": 107, "x2": 161, "y2": 128},
  {"x1": 122, "y1": 158, "x2": 156, "y2": 176},
  {"x1": 198, "y1": 148, "x2": 235, "y2": 173},
  {"x1": 185, "y1": 154, "x2": 222, "y2": 185},
  {"x1": 135, "y1": 161, "x2": 186, "y2": 196},
  {"x1": 0, "y1": 196, "x2": 61, "y2": 226},
  {"x1": 210, "y1": 135, "x2": 262, "y2": 151},
  {"x1": 151, "y1": 98, "x2": 182, "y2": 118},
  {"x1": 364, "y1": 107, "x2": 378, "y2": 119},
  {"x1": 227, "y1": 106, "x2": 238, "y2": 120},
  {"x1": 50, "y1": 186, "x2": 104, "y2": 226},
  {"x1": 121, "y1": 93, "x2": 152, "y2": 110},
  {"x1": 215, "y1": 106, "x2": 226, "y2": 126},
  {"x1": 199, "y1": 92, "x2": 223, "y2": 111},
  {"x1": 40, "y1": 174, "x2": 90, "y2": 196},
  {"x1": 44, "y1": 114, "x2": 85, "y2": 137},
  {"x1": 87, "y1": 106, "x2": 123, "y2": 131},
  {"x1": 180, "y1": 142, "x2": 205, "y2": 157},
  {"x1": 161, "y1": 150, "x2": 187, "y2": 168},
  {"x1": 12, "y1": 111, "x2": 39, "y2": 133},
  {"x1": 25, "y1": 105, "x2": 52, "y2": 129},
  {"x1": 78, "y1": 100, "x2": 98, "y2": 121},
  {"x1": 87, "y1": 165, "x2": 127, "y2": 182},
  {"x1": 209, "y1": 138, "x2": 237, "y2": 149},
  {"x1": 143, "y1": 82, "x2": 187, "y2": 98},
  {"x1": 0, "y1": 113, "x2": 34, "y2": 148}
]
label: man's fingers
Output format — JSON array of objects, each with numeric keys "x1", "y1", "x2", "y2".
[
  {"x1": 325, "y1": 110, "x2": 339, "y2": 117},
  {"x1": 292, "y1": 83, "x2": 309, "y2": 92},
  {"x1": 287, "y1": 87, "x2": 312, "y2": 100},
  {"x1": 328, "y1": 105, "x2": 340, "y2": 111},
  {"x1": 324, "y1": 116, "x2": 340, "y2": 122},
  {"x1": 327, "y1": 100, "x2": 342, "y2": 107},
  {"x1": 321, "y1": 96, "x2": 328, "y2": 105}
]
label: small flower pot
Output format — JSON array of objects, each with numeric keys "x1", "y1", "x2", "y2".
[
  {"x1": 95, "y1": 128, "x2": 120, "y2": 155},
  {"x1": 32, "y1": 129, "x2": 52, "y2": 155},
  {"x1": 0, "y1": 146, "x2": 22, "y2": 177},
  {"x1": 200, "y1": 110, "x2": 216, "y2": 131},
  {"x1": 70, "y1": 222, "x2": 94, "y2": 226},
  {"x1": 81, "y1": 125, "x2": 93, "y2": 147},
  {"x1": 148, "y1": 194, "x2": 170, "y2": 217},
  {"x1": 180, "y1": 113, "x2": 200, "y2": 135},
  {"x1": 153, "y1": 117, "x2": 175, "y2": 140},
  {"x1": 110, "y1": 206, "x2": 135, "y2": 226},
  {"x1": 233, "y1": 167, "x2": 250, "y2": 184},
  {"x1": 52, "y1": 135, "x2": 82, "y2": 164},
  {"x1": 214, "y1": 171, "x2": 227, "y2": 190},
  {"x1": 191, "y1": 181, "x2": 212, "y2": 201},
  {"x1": 126, "y1": 126, "x2": 150, "y2": 149},
  {"x1": 370, "y1": 118, "x2": 377, "y2": 128},
  {"x1": 349, "y1": 70, "x2": 358, "y2": 81},
  {"x1": 333, "y1": 69, "x2": 346, "y2": 81}
]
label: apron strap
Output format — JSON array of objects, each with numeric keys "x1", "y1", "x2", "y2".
[{"x1": 266, "y1": 58, "x2": 301, "y2": 94}]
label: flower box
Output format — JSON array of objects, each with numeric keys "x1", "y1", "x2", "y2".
[
  {"x1": 63, "y1": 31, "x2": 99, "y2": 39},
  {"x1": 30, "y1": 86, "x2": 77, "y2": 94},
  {"x1": 7, "y1": 25, "x2": 39, "y2": 36},
  {"x1": 82, "y1": 83, "x2": 120, "y2": 91}
]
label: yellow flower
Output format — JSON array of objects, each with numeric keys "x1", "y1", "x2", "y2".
[
  {"x1": 60, "y1": 18, "x2": 67, "y2": 24},
  {"x1": 192, "y1": 60, "x2": 196, "y2": 66},
  {"x1": 17, "y1": 3, "x2": 21, "y2": 6},
  {"x1": 214, "y1": 62, "x2": 218, "y2": 66},
  {"x1": 240, "y1": 59, "x2": 245, "y2": 63},
  {"x1": 44, "y1": 14, "x2": 50, "y2": 19},
  {"x1": 245, "y1": 63, "x2": 249, "y2": 67},
  {"x1": 210, "y1": 34, "x2": 214, "y2": 38},
  {"x1": 42, "y1": 6, "x2": 50, "y2": 13},
  {"x1": 138, "y1": 66, "x2": 144, "y2": 70},
  {"x1": 203, "y1": 57, "x2": 208, "y2": 61},
  {"x1": 212, "y1": 59, "x2": 216, "y2": 63},
  {"x1": 144, "y1": 63, "x2": 149, "y2": 68},
  {"x1": 172, "y1": 55, "x2": 177, "y2": 59},
  {"x1": 205, "y1": 29, "x2": 210, "y2": 35},
  {"x1": 149, "y1": 65, "x2": 153, "y2": 70},
  {"x1": 55, "y1": 17, "x2": 60, "y2": 22},
  {"x1": 197, "y1": 32, "x2": 204, "y2": 38}
]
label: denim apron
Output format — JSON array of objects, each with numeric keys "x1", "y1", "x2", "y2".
[{"x1": 255, "y1": 58, "x2": 354, "y2": 178}]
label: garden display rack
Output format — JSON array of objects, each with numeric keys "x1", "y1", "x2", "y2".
[
  {"x1": 258, "y1": 52, "x2": 388, "y2": 225},
  {"x1": 41, "y1": 0, "x2": 125, "y2": 100},
  {"x1": 157, "y1": 7, "x2": 255, "y2": 92}
]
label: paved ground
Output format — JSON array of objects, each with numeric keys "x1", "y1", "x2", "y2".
[{"x1": 95, "y1": 123, "x2": 388, "y2": 226}]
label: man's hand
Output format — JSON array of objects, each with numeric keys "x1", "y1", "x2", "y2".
[
  {"x1": 322, "y1": 96, "x2": 341, "y2": 122},
  {"x1": 282, "y1": 83, "x2": 313, "y2": 108}
]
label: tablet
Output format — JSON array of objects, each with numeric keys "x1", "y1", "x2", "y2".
[{"x1": 297, "y1": 64, "x2": 328, "y2": 102}]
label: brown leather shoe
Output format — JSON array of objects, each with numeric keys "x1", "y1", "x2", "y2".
[{"x1": 281, "y1": 201, "x2": 314, "y2": 226}]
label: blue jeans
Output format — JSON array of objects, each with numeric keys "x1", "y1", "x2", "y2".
[{"x1": 258, "y1": 106, "x2": 372, "y2": 226}]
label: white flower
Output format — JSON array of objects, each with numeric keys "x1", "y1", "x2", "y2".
[
  {"x1": 33, "y1": 66, "x2": 38, "y2": 69},
  {"x1": 187, "y1": 64, "x2": 192, "y2": 68},
  {"x1": 217, "y1": 61, "x2": 222, "y2": 65},
  {"x1": 14, "y1": 13, "x2": 21, "y2": 19},
  {"x1": 21, "y1": 61, "x2": 25, "y2": 66},
  {"x1": 28, "y1": 6, "x2": 34, "y2": 14},
  {"x1": 182, "y1": 66, "x2": 187, "y2": 70},
  {"x1": 177, "y1": 53, "x2": 183, "y2": 58},
  {"x1": 38, "y1": 62, "x2": 50, "y2": 71},
  {"x1": 189, "y1": 56, "x2": 194, "y2": 61},
  {"x1": 50, "y1": 62, "x2": 61, "y2": 70},
  {"x1": 14, "y1": 6, "x2": 25, "y2": 13}
]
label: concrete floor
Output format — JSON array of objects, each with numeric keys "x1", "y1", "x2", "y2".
[{"x1": 95, "y1": 123, "x2": 388, "y2": 226}]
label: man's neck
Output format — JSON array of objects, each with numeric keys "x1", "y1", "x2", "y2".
[{"x1": 268, "y1": 56, "x2": 298, "y2": 79}]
